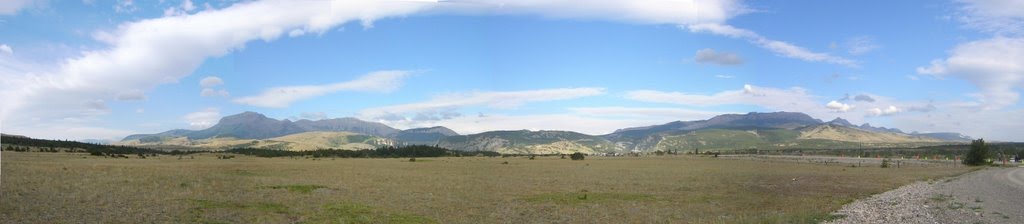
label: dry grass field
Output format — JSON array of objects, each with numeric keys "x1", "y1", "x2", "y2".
[{"x1": 1, "y1": 151, "x2": 970, "y2": 223}]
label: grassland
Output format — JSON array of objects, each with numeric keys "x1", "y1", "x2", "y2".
[{"x1": 0, "y1": 151, "x2": 969, "y2": 223}]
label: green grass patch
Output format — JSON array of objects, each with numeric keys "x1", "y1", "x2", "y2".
[
  {"x1": 930, "y1": 194, "x2": 952, "y2": 203},
  {"x1": 522, "y1": 192, "x2": 655, "y2": 205},
  {"x1": 188, "y1": 199, "x2": 290, "y2": 213},
  {"x1": 948, "y1": 202, "x2": 965, "y2": 209},
  {"x1": 263, "y1": 184, "x2": 326, "y2": 194}
]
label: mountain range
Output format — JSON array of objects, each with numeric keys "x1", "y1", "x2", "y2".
[{"x1": 118, "y1": 111, "x2": 972, "y2": 153}]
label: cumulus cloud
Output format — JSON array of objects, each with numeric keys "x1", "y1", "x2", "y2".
[
  {"x1": 825, "y1": 100, "x2": 853, "y2": 112},
  {"x1": 0, "y1": 44, "x2": 12, "y2": 54},
  {"x1": 867, "y1": 105, "x2": 901, "y2": 117},
  {"x1": 183, "y1": 108, "x2": 220, "y2": 129},
  {"x1": 359, "y1": 87, "x2": 606, "y2": 122},
  {"x1": 234, "y1": 70, "x2": 411, "y2": 108},
  {"x1": 687, "y1": 23, "x2": 857, "y2": 66},
  {"x1": 917, "y1": 37, "x2": 1024, "y2": 109},
  {"x1": 694, "y1": 48, "x2": 743, "y2": 65},
  {"x1": 199, "y1": 76, "x2": 223, "y2": 88},
  {"x1": 199, "y1": 76, "x2": 229, "y2": 97}
]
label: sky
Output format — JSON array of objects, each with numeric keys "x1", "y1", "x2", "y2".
[{"x1": 1, "y1": 0, "x2": 1023, "y2": 141}]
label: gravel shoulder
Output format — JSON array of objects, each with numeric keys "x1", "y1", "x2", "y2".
[{"x1": 826, "y1": 167, "x2": 1024, "y2": 224}]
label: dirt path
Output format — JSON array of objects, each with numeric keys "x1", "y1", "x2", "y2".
[{"x1": 827, "y1": 167, "x2": 1024, "y2": 224}]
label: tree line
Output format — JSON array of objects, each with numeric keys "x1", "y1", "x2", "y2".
[
  {"x1": 226, "y1": 145, "x2": 500, "y2": 158},
  {"x1": 2, "y1": 135, "x2": 164, "y2": 155}
]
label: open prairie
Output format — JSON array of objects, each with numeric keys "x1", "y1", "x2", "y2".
[{"x1": 1, "y1": 151, "x2": 969, "y2": 223}]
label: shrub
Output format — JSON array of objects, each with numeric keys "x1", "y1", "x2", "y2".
[
  {"x1": 570, "y1": 152, "x2": 585, "y2": 161},
  {"x1": 880, "y1": 158, "x2": 890, "y2": 168}
]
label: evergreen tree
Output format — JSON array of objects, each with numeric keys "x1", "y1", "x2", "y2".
[{"x1": 963, "y1": 139, "x2": 990, "y2": 166}]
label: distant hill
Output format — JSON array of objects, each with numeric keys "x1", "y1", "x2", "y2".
[
  {"x1": 119, "y1": 111, "x2": 973, "y2": 153},
  {"x1": 392, "y1": 126, "x2": 458, "y2": 146},
  {"x1": 122, "y1": 111, "x2": 399, "y2": 141},
  {"x1": 119, "y1": 131, "x2": 392, "y2": 151},
  {"x1": 910, "y1": 132, "x2": 973, "y2": 142},
  {"x1": 438, "y1": 130, "x2": 616, "y2": 154}
]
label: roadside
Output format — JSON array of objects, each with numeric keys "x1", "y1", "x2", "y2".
[{"x1": 826, "y1": 167, "x2": 1024, "y2": 224}]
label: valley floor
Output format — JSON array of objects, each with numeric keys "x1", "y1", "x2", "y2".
[{"x1": 1, "y1": 152, "x2": 969, "y2": 223}]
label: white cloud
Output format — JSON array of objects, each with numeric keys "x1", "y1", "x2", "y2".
[
  {"x1": 917, "y1": 37, "x2": 1024, "y2": 109},
  {"x1": 183, "y1": 107, "x2": 220, "y2": 129},
  {"x1": 0, "y1": 0, "x2": 856, "y2": 139},
  {"x1": 234, "y1": 70, "x2": 412, "y2": 108},
  {"x1": 199, "y1": 76, "x2": 224, "y2": 87},
  {"x1": 200, "y1": 88, "x2": 229, "y2": 97},
  {"x1": 116, "y1": 89, "x2": 147, "y2": 100},
  {"x1": 199, "y1": 76, "x2": 228, "y2": 97},
  {"x1": 626, "y1": 84, "x2": 818, "y2": 110},
  {"x1": 360, "y1": 87, "x2": 606, "y2": 122},
  {"x1": 845, "y1": 36, "x2": 880, "y2": 55},
  {"x1": 895, "y1": 107, "x2": 1024, "y2": 141},
  {"x1": 0, "y1": 44, "x2": 12, "y2": 54},
  {"x1": 714, "y1": 74, "x2": 734, "y2": 79},
  {"x1": 955, "y1": 0, "x2": 1024, "y2": 35},
  {"x1": 687, "y1": 23, "x2": 857, "y2": 66},
  {"x1": 825, "y1": 100, "x2": 853, "y2": 112},
  {"x1": 1, "y1": 1, "x2": 439, "y2": 131},
  {"x1": 181, "y1": 0, "x2": 195, "y2": 11},
  {"x1": 0, "y1": 0, "x2": 38, "y2": 15},
  {"x1": 568, "y1": 107, "x2": 727, "y2": 120},
  {"x1": 867, "y1": 105, "x2": 901, "y2": 117},
  {"x1": 694, "y1": 48, "x2": 743, "y2": 65}
]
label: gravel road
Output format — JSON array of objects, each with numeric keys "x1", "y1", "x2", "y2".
[{"x1": 826, "y1": 167, "x2": 1024, "y2": 224}]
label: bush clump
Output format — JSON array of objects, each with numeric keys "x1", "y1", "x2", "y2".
[{"x1": 570, "y1": 152, "x2": 585, "y2": 161}]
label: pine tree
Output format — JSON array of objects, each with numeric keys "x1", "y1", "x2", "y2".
[{"x1": 963, "y1": 139, "x2": 990, "y2": 166}]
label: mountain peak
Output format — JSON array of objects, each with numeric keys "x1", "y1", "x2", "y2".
[{"x1": 827, "y1": 117, "x2": 853, "y2": 126}]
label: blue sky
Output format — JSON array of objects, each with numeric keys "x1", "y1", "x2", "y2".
[{"x1": 1, "y1": 0, "x2": 1023, "y2": 141}]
